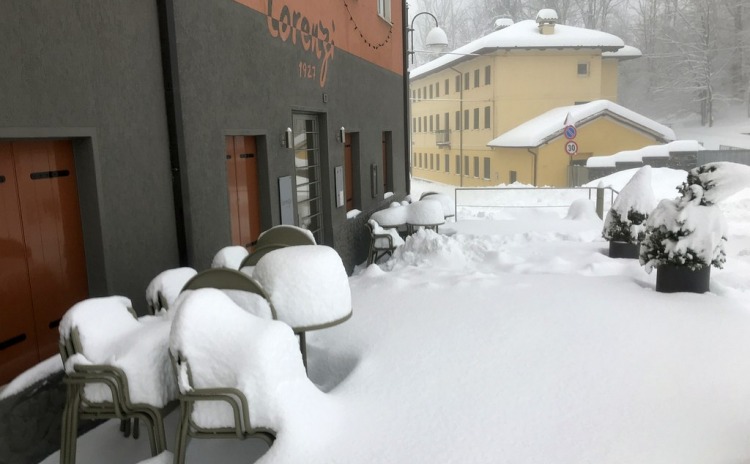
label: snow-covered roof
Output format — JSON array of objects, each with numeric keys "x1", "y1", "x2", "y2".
[
  {"x1": 602, "y1": 45, "x2": 642, "y2": 60},
  {"x1": 487, "y1": 100, "x2": 676, "y2": 148},
  {"x1": 586, "y1": 140, "x2": 705, "y2": 168},
  {"x1": 410, "y1": 19, "x2": 625, "y2": 79}
]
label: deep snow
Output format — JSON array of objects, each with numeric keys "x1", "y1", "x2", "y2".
[{"x1": 30, "y1": 171, "x2": 750, "y2": 464}]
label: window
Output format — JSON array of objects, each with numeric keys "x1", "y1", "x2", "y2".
[
  {"x1": 456, "y1": 155, "x2": 461, "y2": 174},
  {"x1": 484, "y1": 106, "x2": 491, "y2": 129},
  {"x1": 455, "y1": 111, "x2": 461, "y2": 130},
  {"x1": 418, "y1": 153, "x2": 422, "y2": 168},
  {"x1": 473, "y1": 108, "x2": 479, "y2": 129},
  {"x1": 445, "y1": 79, "x2": 449, "y2": 95},
  {"x1": 474, "y1": 69, "x2": 480, "y2": 87},
  {"x1": 444, "y1": 112, "x2": 450, "y2": 130},
  {"x1": 423, "y1": 86, "x2": 427, "y2": 98},
  {"x1": 464, "y1": 73, "x2": 470, "y2": 90},
  {"x1": 485, "y1": 65, "x2": 491, "y2": 85},
  {"x1": 423, "y1": 116, "x2": 427, "y2": 132},
  {"x1": 418, "y1": 117, "x2": 422, "y2": 132},
  {"x1": 473, "y1": 157, "x2": 479, "y2": 177},
  {"x1": 430, "y1": 153, "x2": 434, "y2": 170},
  {"x1": 445, "y1": 154, "x2": 450, "y2": 172},
  {"x1": 464, "y1": 157, "x2": 470, "y2": 176},
  {"x1": 429, "y1": 84, "x2": 433, "y2": 99},
  {"x1": 436, "y1": 154, "x2": 440, "y2": 171},
  {"x1": 429, "y1": 115, "x2": 434, "y2": 132},
  {"x1": 464, "y1": 109, "x2": 469, "y2": 130},
  {"x1": 509, "y1": 170, "x2": 517, "y2": 183},
  {"x1": 577, "y1": 63, "x2": 589, "y2": 76},
  {"x1": 435, "y1": 82, "x2": 439, "y2": 98},
  {"x1": 412, "y1": 117, "x2": 416, "y2": 132},
  {"x1": 483, "y1": 157, "x2": 490, "y2": 180},
  {"x1": 455, "y1": 75, "x2": 460, "y2": 92},
  {"x1": 377, "y1": 0, "x2": 391, "y2": 21},
  {"x1": 412, "y1": 90, "x2": 416, "y2": 101},
  {"x1": 436, "y1": 114, "x2": 440, "y2": 131}
]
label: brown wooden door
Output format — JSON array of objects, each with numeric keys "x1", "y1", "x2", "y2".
[
  {"x1": 344, "y1": 133, "x2": 354, "y2": 211},
  {"x1": 0, "y1": 142, "x2": 40, "y2": 384},
  {"x1": 226, "y1": 136, "x2": 261, "y2": 248},
  {"x1": 0, "y1": 140, "x2": 88, "y2": 384}
]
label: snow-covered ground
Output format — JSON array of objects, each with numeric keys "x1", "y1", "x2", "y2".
[{"x1": 33, "y1": 168, "x2": 750, "y2": 464}]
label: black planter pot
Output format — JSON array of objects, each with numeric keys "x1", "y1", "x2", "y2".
[
  {"x1": 655, "y1": 264, "x2": 711, "y2": 293},
  {"x1": 609, "y1": 241, "x2": 640, "y2": 259}
]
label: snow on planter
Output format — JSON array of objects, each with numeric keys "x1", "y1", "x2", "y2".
[
  {"x1": 169, "y1": 288, "x2": 311, "y2": 429},
  {"x1": 211, "y1": 246, "x2": 249, "y2": 269},
  {"x1": 603, "y1": 165, "x2": 656, "y2": 244},
  {"x1": 145, "y1": 267, "x2": 197, "y2": 313},
  {"x1": 59, "y1": 296, "x2": 177, "y2": 408},
  {"x1": 640, "y1": 166, "x2": 730, "y2": 273},
  {"x1": 252, "y1": 245, "x2": 352, "y2": 330}
]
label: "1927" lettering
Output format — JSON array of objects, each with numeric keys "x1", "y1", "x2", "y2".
[{"x1": 299, "y1": 62, "x2": 316, "y2": 80}]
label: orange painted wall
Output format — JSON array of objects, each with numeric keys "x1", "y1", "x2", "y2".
[{"x1": 234, "y1": 0, "x2": 404, "y2": 76}]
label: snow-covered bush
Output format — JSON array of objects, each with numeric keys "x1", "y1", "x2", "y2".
[
  {"x1": 639, "y1": 163, "x2": 736, "y2": 272},
  {"x1": 602, "y1": 166, "x2": 655, "y2": 244}
]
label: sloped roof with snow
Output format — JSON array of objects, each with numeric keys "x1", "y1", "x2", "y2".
[
  {"x1": 487, "y1": 100, "x2": 676, "y2": 148},
  {"x1": 586, "y1": 140, "x2": 705, "y2": 167},
  {"x1": 410, "y1": 19, "x2": 625, "y2": 79},
  {"x1": 602, "y1": 45, "x2": 642, "y2": 60}
]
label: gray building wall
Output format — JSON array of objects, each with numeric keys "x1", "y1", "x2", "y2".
[{"x1": 0, "y1": 0, "x2": 180, "y2": 310}]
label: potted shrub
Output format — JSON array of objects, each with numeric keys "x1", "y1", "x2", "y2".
[
  {"x1": 602, "y1": 166, "x2": 656, "y2": 259},
  {"x1": 639, "y1": 162, "x2": 742, "y2": 293}
]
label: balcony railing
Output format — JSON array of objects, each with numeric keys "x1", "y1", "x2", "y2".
[{"x1": 435, "y1": 129, "x2": 450, "y2": 146}]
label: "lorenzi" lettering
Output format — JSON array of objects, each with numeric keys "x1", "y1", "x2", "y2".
[{"x1": 266, "y1": 0, "x2": 335, "y2": 88}]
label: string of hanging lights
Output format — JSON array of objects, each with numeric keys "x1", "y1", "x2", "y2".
[{"x1": 342, "y1": 0, "x2": 393, "y2": 50}]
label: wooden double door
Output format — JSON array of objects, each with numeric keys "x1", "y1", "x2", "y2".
[
  {"x1": 226, "y1": 136, "x2": 262, "y2": 248},
  {"x1": 0, "y1": 140, "x2": 88, "y2": 385}
]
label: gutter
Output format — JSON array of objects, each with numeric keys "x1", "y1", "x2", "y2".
[{"x1": 156, "y1": 0, "x2": 190, "y2": 266}]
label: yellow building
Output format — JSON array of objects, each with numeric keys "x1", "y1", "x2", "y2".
[{"x1": 409, "y1": 9, "x2": 661, "y2": 187}]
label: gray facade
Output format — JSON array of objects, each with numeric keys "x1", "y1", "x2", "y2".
[{"x1": 0, "y1": 0, "x2": 406, "y2": 313}]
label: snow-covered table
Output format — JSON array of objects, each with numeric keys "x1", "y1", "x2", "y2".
[{"x1": 252, "y1": 245, "x2": 352, "y2": 368}]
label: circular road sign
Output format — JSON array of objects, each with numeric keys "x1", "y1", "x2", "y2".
[
  {"x1": 565, "y1": 140, "x2": 579, "y2": 156},
  {"x1": 564, "y1": 125, "x2": 577, "y2": 139}
]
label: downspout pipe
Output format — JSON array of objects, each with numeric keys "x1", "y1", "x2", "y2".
[
  {"x1": 402, "y1": 0, "x2": 411, "y2": 195},
  {"x1": 527, "y1": 148, "x2": 538, "y2": 186},
  {"x1": 156, "y1": 0, "x2": 190, "y2": 266}
]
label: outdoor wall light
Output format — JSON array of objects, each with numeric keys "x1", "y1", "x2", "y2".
[
  {"x1": 283, "y1": 127, "x2": 293, "y2": 148},
  {"x1": 338, "y1": 127, "x2": 346, "y2": 143}
]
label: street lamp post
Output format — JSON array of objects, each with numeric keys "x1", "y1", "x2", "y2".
[{"x1": 404, "y1": 9, "x2": 447, "y2": 195}]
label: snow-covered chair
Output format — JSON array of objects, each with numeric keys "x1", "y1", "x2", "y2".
[
  {"x1": 210, "y1": 246, "x2": 249, "y2": 270},
  {"x1": 59, "y1": 297, "x2": 176, "y2": 464},
  {"x1": 180, "y1": 268, "x2": 276, "y2": 320},
  {"x1": 366, "y1": 219, "x2": 404, "y2": 264},
  {"x1": 255, "y1": 225, "x2": 316, "y2": 249},
  {"x1": 169, "y1": 289, "x2": 300, "y2": 464},
  {"x1": 238, "y1": 244, "x2": 289, "y2": 270},
  {"x1": 145, "y1": 267, "x2": 197, "y2": 315}
]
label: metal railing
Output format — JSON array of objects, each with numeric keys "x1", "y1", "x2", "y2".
[{"x1": 453, "y1": 186, "x2": 619, "y2": 221}]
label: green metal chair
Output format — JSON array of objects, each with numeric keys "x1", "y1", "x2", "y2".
[
  {"x1": 366, "y1": 220, "x2": 403, "y2": 264},
  {"x1": 180, "y1": 268, "x2": 277, "y2": 320},
  {"x1": 238, "y1": 244, "x2": 289, "y2": 269},
  {"x1": 255, "y1": 225, "x2": 316, "y2": 249},
  {"x1": 59, "y1": 311, "x2": 169, "y2": 464},
  {"x1": 170, "y1": 350, "x2": 275, "y2": 464}
]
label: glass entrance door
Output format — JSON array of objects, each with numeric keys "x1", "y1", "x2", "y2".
[{"x1": 292, "y1": 114, "x2": 323, "y2": 242}]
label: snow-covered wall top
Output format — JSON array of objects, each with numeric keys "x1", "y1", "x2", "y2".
[
  {"x1": 410, "y1": 20, "x2": 625, "y2": 79},
  {"x1": 487, "y1": 100, "x2": 676, "y2": 148},
  {"x1": 586, "y1": 140, "x2": 705, "y2": 168},
  {"x1": 602, "y1": 45, "x2": 642, "y2": 60}
]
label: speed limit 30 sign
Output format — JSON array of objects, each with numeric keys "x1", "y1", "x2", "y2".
[{"x1": 565, "y1": 140, "x2": 578, "y2": 156}]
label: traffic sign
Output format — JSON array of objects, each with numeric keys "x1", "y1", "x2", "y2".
[
  {"x1": 564, "y1": 125, "x2": 577, "y2": 140},
  {"x1": 565, "y1": 140, "x2": 578, "y2": 156}
]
